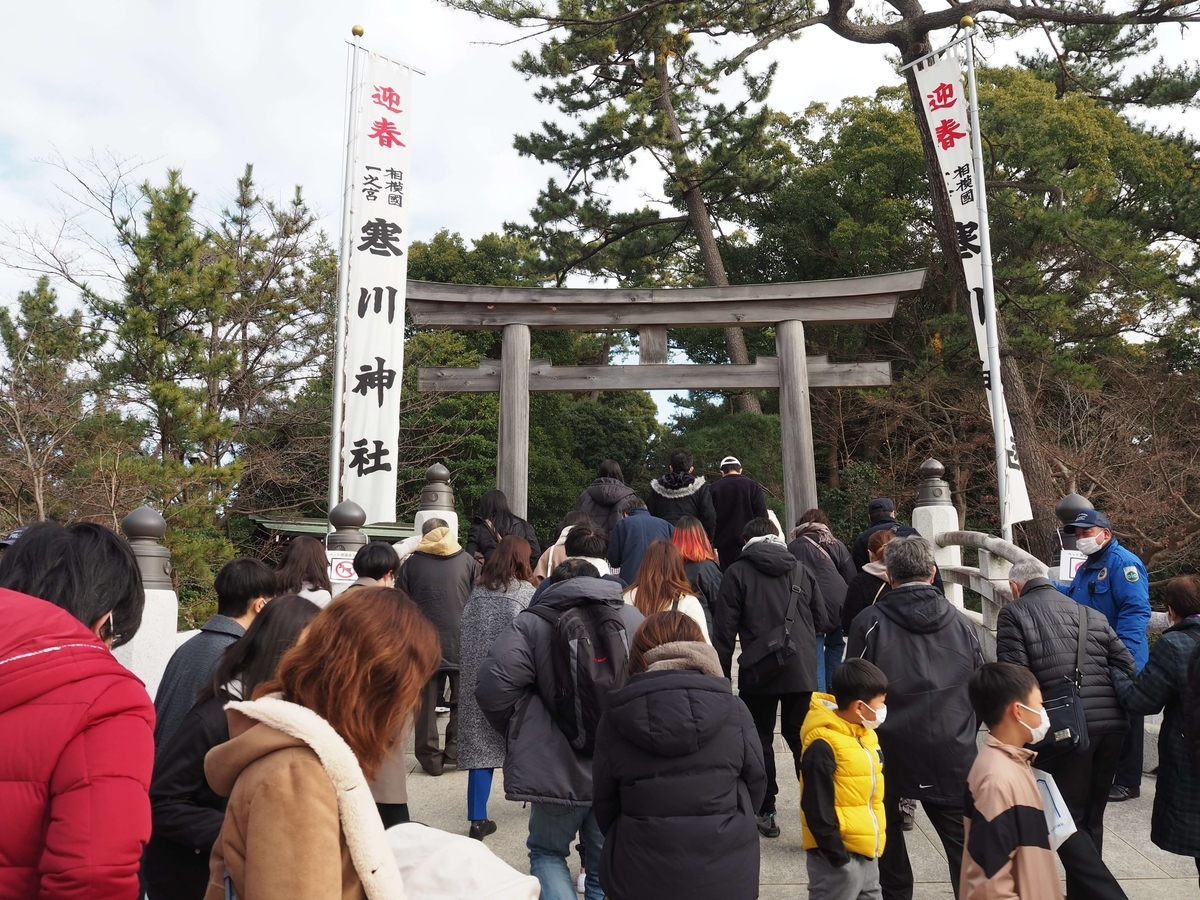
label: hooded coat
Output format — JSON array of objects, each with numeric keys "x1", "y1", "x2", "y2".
[
  {"x1": 395, "y1": 526, "x2": 479, "y2": 670},
  {"x1": 474, "y1": 576, "x2": 644, "y2": 806},
  {"x1": 592, "y1": 641, "x2": 766, "y2": 900},
  {"x1": 787, "y1": 525, "x2": 856, "y2": 634},
  {"x1": 997, "y1": 576, "x2": 1135, "y2": 738},
  {"x1": 575, "y1": 478, "x2": 637, "y2": 531},
  {"x1": 0, "y1": 588, "x2": 155, "y2": 900},
  {"x1": 841, "y1": 561, "x2": 892, "y2": 634},
  {"x1": 712, "y1": 538, "x2": 828, "y2": 695},
  {"x1": 647, "y1": 472, "x2": 717, "y2": 538},
  {"x1": 203, "y1": 697, "x2": 405, "y2": 900},
  {"x1": 846, "y1": 582, "x2": 984, "y2": 804}
]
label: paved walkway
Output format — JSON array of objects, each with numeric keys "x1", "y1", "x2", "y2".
[{"x1": 404, "y1": 722, "x2": 1197, "y2": 898}]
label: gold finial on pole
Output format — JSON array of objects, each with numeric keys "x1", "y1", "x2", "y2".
[
  {"x1": 959, "y1": 15, "x2": 975, "y2": 27},
  {"x1": 352, "y1": 24, "x2": 365, "y2": 37}
]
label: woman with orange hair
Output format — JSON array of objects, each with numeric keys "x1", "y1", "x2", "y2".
[
  {"x1": 670, "y1": 515, "x2": 722, "y2": 635},
  {"x1": 203, "y1": 587, "x2": 441, "y2": 900},
  {"x1": 624, "y1": 540, "x2": 711, "y2": 642}
]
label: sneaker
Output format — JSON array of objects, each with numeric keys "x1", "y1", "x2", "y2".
[
  {"x1": 900, "y1": 798, "x2": 917, "y2": 832},
  {"x1": 576, "y1": 872, "x2": 586, "y2": 894},
  {"x1": 468, "y1": 819, "x2": 497, "y2": 840},
  {"x1": 756, "y1": 812, "x2": 780, "y2": 838},
  {"x1": 1108, "y1": 784, "x2": 1140, "y2": 802}
]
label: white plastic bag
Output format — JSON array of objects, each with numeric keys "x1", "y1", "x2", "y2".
[
  {"x1": 387, "y1": 822, "x2": 541, "y2": 900},
  {"x1": 1030, "y1": 767, "x2": 1077, "y2": 851}
]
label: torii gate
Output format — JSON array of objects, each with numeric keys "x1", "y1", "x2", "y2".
[{"x1": 411, "y1": 269, "x2": 926, "y2": 530}]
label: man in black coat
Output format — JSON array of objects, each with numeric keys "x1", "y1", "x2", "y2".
[
  {"x1": 396, "y1": 518, "x2": 479, "y2": 776},
  {"x1": 647, "y1": 448, "x2": 717, "y2": 538},
  {"x1": 997, "y1": 561, "x2": 1136, "y2": 900},
  {"x1": 713, "y1": 517, "x2": 827, "y2": 840},
  {"x1": 847, "y1": 535, "x2": 983, "y2": 900},
  {"x1": 708, "y1": 456, "x2": 768, "y2": 571}
]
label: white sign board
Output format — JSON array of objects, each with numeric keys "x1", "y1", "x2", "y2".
[
  {"x1": 328, "y1": 550, "x2": 359, "y2": 586},
  {"x1": 1059, "y1": 549, "x2": 1086, "y2": 583}
]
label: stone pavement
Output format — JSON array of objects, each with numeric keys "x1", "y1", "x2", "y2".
[{"x1": 405, "y1": 720, "x2": 1198, "y2": 898}]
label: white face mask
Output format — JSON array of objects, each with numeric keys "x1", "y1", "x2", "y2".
[
  {"x1": 1076, "y1": 535, "x2": 1105, "y2": 556},
  {"x1": 860, "y1": 703, "x2": 887, "y2": 730},
  {"x1": 1019, "y1": 703, "x2": 1051, "y2": 744}
]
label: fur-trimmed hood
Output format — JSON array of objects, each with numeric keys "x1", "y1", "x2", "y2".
[
  {"x1": 206, "y1": 696, "x2": 406, "y2": 900},
  {"x1": 650, "y1": 473, "x2": 707, "y2": 499}
]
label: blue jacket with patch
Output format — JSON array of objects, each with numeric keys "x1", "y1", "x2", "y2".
[{"x1": 1057, "y1": 537, "x2": 1150, "y2": 671}]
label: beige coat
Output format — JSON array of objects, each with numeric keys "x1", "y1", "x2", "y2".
[
  {"x1": 960, "y1": 735, "x2": 1063, "y2": 900},
  {"x1": 204, "y1": 698, "x2": 406, "y2": 900}
]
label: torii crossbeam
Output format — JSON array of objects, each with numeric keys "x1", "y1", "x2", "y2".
[{"x1": 410, "y1": 268, "x2": 926, "y2": 528}]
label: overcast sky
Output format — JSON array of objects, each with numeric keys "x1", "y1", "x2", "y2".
[{"x1": 0, "y1": 1, "x2": 1195, "y2": 417}]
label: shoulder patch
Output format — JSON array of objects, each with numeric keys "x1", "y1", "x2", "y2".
[
  {"x1": 1124, "y1": 566, "x2": 1140, "y2": 583},
  {"x1": 1098, "y1": 567, "x2": 1108, "y2": 581}
]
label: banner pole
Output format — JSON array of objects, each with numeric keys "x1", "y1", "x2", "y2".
[
  {"x1": 328, "y1": 25, "x2": 365, "y2": 520},
  {"x1": 964, "y1": 22, "x2": 1011, "y2": 540}
]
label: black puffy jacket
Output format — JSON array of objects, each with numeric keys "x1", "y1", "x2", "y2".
[
  {"x1": 846, "y1": 581, "x2": 984, "y2": 805},
  {"x1": 996, "y1": 577, "x2": 1136, "y2": 738},
  {"x1": 464, "y1": 517, "x2": 542, "y2": 568},
  {"x1": 593, "y1": 644, "x2": 766, "y2": 900},
  {"x1": 713, "y1": 539, "x2": 828, "y2": 694},
  {"x1": 575, "y1": 478, "x2": 637, "y2": 531},
  {"x1": 786, "y1": 532, "x2": 855, "y2": 634},
  {"x1": 684, "y1": 558, "x2": 723, "y2": 635}
]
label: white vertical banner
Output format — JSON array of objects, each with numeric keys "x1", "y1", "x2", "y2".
[
  {"x1": 340, "y1": 53, "x2": 412, "y2": 524},
  {"x1": 912, "y1": 52, "x2": 1033, "y2": 527}
]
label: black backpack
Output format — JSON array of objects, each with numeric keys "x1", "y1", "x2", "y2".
[
  {"x1": 527, "y1": 600, "x2": 631, "y2": 756},
  {"x1": 1181, "y1": 631, "x2": 1200, "y2": 769}
]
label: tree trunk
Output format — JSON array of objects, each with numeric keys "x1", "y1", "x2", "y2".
[
  {"x1": 653, "y1": 50, "x2": 761, "y2": 415},
  {"x1": 902, "y1": 43, "x2": 1057, "y2": 552}
]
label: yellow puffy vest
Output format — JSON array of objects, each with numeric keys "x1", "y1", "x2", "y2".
[{"x1": 799, "y1": 692, "x2": 886, "y2": 859}]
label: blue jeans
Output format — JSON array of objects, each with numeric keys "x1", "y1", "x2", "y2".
[
  {"x1": 816, "y1": 630, "x2": 847, "y2": 691},
  {"x1": 527, "y1": 803, "x2": 604, "y2": 900},
  {"x1": 467, "y1": 768, "x2": 493, "y2": 821}
]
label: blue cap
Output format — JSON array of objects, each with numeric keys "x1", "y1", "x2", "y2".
[
  {"x1": 1063, "y1": 509, "x2": 1112, "y2": 533},
  {"x1": 0, "y1": 527, "x2": 26, "y2": 548}
]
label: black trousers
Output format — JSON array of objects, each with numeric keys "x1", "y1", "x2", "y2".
[
  {"x1": 739, "y1": 691, "x2": 809, "y2": 815},
  {"x1": 1114, "y1": 715, "x2": 1144, "y2": 789},
  {"x1": 1040, "y1": 732, "x2": 1127, "y2": 900},
  {"x1": 414, "y1": 670, "x2": 458, "y2": 774},
  {"x1": 879, "y1": 778, "x2": 965, "y2": 900}
]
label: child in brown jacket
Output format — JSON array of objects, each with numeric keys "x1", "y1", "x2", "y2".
[{"x1": 961, "y1": 663, "x2": 1063, "y2": 900}]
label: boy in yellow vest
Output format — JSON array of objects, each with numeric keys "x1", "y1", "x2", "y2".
[{"x1": 800, "y1": 658, "x2": 888, "y2": 900}]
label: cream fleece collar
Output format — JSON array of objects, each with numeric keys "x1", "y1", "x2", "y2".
[{"x1": 225, "y1": 697, "x2": 407, "y2": 900}]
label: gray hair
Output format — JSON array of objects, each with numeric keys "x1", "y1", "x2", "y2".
[
  {"x1": 422, "y1": 517, "x2": 450, "y2": 535},
  {"x1": 884, "y1": 535, "x2": 937, "y2": 583},
  {"x1": 1007, "y1": 561, "x2": 1045, "y2": 592}
]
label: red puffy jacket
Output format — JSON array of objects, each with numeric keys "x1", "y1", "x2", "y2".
[{"x1": 0, "y1": 588, "x2": 155, "y2": 899}]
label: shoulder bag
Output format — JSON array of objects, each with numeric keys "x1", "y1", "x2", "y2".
[
  {"x1": 1027, "y1": 604, "x2": 1091, "y2": 761},
  {"x1": 736, "y1": 575, "x2": 803, "y2": 687}
]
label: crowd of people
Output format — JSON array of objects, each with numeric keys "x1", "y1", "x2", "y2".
[{"x1": 0, "y1": 451, "x2": 1194, "y2": 900}]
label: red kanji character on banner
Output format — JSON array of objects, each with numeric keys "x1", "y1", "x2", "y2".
[
  {"x1": 927, "y1": 82, "x2": 956, "y2": 111},
  {"x1": 368, "y1": 117, "x2": 406, "y2": 148},
  {"x1": 372, "y1": 85, "x2": 403, "y2": 114},
  {"x1": 934, "y1": 117, "x2": 967, "y2": 150}
]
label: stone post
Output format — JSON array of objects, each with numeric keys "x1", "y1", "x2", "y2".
[
  {"x1": 328, "y1": 500, "x2": 369, "y2": 552},
  {"x1": 910, "y1": 459, "x2": 964, "y2": 608},
  {"x1": 113, "y1": 506, "x2": 177, "y2": 699},
  {"x1": 415, "y1": 463, "x2": 458, "y2": 537}
]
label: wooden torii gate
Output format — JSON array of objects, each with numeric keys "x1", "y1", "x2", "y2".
[{"x1": 411, "y1": 269, "x2": 926, "y2": 530}]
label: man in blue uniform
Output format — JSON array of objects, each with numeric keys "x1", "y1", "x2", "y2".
[{"x1": 1058, "y1": 508, "x2": 1150, "y2": 801}]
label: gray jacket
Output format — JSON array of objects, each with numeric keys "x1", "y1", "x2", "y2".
[
  {"x1": 474, "y1": 576, "x2": 644, "y2": 806},
  {"x1": 153, "y1": 614, "x2": 244, "y2": 751}
]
